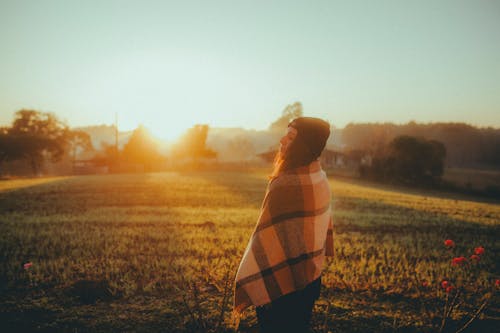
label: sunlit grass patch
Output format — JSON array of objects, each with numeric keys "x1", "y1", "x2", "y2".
[{"x1": 0, "y1": 176, "x2": 70, "y2": 193}]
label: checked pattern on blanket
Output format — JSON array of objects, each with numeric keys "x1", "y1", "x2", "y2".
[{"x1": 234, "y1": 160, "x2": 334, "y2": 313}]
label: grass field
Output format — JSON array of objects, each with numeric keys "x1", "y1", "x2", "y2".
[
  {"x1": 0, "y1": 171, "x2": 499, "y2": 332},
  {"x1": 443, "y1": 168, "x2": 500, "y2": 194}
]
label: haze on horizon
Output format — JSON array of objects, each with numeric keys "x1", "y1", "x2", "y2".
[{"x1": 1, "y1": 0, "x2": 499, "y2": 141}]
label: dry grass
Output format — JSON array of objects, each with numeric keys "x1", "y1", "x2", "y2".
[{"x1": 0, "y1": 171, "x2": 498, "y2": 332}]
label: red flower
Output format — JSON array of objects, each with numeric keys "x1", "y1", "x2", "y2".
[
  {"x1": 422, "y1": 280, "x2": 430, "y2": 288},
  {"x1": 451, "y1": 256, "x2": 467, "y2": 266},
  {"x1": 23, "y1": 262, "x2": 33, "y2": 270},
  {"x1": 444, "y1": 239, "x2": 455, "y2": 248},
  {"x1": 474, "y1": 247, "x2": 485, "y2": 255},
  {"x1": 445, "y1": 286, "x2": 454, "y2": 293},
  {"x1": 470, "y1": 254, "x2": 480, "y2": 261},
  {"x1": 495, "y1": 279, "x2": 500, "y2": 288},
  {"x1": 441, "y1": 280, "x2": 449, "y2": 289}
]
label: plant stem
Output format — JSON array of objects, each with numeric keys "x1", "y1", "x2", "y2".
[
  {"x1": 454, "y1": 299, "x2": 489, "y2": 333},
  {"x1": 439, "y1": 293, "x2": 450, "y2": 333},
  {"x1": 446, "y1": 289, "x2": 460, "y2": 319}
]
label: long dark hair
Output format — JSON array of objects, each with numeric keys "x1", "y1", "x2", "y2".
[{"x1": 270, "y1": 126, "x2": 317, "y2": 178}]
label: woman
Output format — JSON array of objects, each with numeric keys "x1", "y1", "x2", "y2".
[{"x1": 234, "y1": 117, "x2": 334, "y2": 333}]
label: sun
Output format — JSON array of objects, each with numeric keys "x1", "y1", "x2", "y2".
[
  {"x1": 119, "y1": 109, "x2": 213, "y2": 144},
  {"x1": 147, "y1": 123, "x2": 187, "y2": 143}
]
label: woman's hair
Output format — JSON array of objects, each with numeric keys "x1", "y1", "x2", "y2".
[
  {"x1": 270, "y1": 136, "x2": 315, "y2": 178},
  {"x1": 270, "y1": 117, "x2": 330, "y2": 178}
]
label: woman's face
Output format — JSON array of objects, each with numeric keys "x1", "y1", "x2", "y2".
[{"x1": 279, "y1": 126, "x2": 298, "y2": 155}]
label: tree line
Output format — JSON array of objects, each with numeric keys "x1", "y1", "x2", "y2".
[
  {"x1": 341, "y1": 122, "x2": 500, "y2": 169},
  {"x1": 0, "y1": 110, "x2": 216, "y2": 176},
  {"x1": 2, "y1": 108, "x2": 499, "y2": 186},
  {"x1": 358, "y1": 135, "x2": 447, "y2": 185},
  {"x1": 0, "y1": 103, "x2": 301, "y2": 176},
  {"x1": 92, "y1": 123, "x2": 217, "y2": 171}
]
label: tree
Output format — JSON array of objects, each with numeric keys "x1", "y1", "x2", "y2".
[
  {"x1": 426, "y1": 140, "x2": 447, "y2": 177},
  {"x1": 64, "y1": 129, "x2": 94, "y2": 174},
  {"x1": 342, "y1": 122, "x2": 397, "y2": 154},
  {"x1": 9, "y1": 110, "x2": 68, "y2": 175},
  {"x1": 269, "y1": 102, "x2": 303, "y2": 133},
  {"x1": 66, "y1": 130, "x2": 94, "y2": 161},
  {"x1": 367, "y1": 135, "x2": 446, "y2": 185},
  {"x1": 91, "y1": 142, "x2": 120, "y2": 168},
  {"x1": 122, "y1": 125, "x2": 164, "y2": 170},
  {"x1": 0, "y1": 127, "x2": 22, "y2": 175},
  {"x1": 171, "y1": 124, "x2": 217, "y2": 161}
]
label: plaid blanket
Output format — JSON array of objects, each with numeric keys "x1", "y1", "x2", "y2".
[{"x1": 234, "y1": 160, "x2": 334, "y2": 314}]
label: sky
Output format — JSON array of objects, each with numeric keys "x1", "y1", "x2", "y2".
[{"x1": 0, "y1": 0, "x2": 499, "y2": 140}]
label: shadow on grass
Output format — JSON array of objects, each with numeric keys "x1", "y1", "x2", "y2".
[
  {"x1": 331, "y1": 175, "x2": 500, "y2": 205},
  {"x1": 312, "y1": 288, "x2": 500, "y2": 333}
]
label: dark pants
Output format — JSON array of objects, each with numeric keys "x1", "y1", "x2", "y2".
[{"x1": 256, "y1": 277, "x2": 321, "y2": 333}]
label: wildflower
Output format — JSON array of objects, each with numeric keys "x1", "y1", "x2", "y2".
[
  {"x1": 470, "y1": 254, "x2": 480, "y2": 261},
  {"x1": 23, "y1": 262, "x2": 33, "y2": 270},
  {"x1": 445, "y1": 286, "x2": 454, "y2": 293},
  {"x1": 444, "y1": 239, "x2": 455, "y2": 248},
  {"x1": 422, "y1": 280, "x2": 430, "y2": 288},
  {"x1": 451, "y1": 256, "x2": 467, "y2": 266},
  {"x1": 496, "y1": 279, "x2": 500, "y2": 288},
  {"x1": 441, "y1": 280, "x2": 449, "y2": 289},
  {"x1": 474, "y1": 247, "x2": 485, "y2": 256}
]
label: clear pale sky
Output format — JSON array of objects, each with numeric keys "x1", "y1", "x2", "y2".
[{"x1": 1, "y1": 0, "x2": 499, "y2": 140}]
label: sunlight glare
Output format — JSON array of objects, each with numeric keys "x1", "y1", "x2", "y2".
[{"x1": 145, "y1": 115, "x2": 201, "y2": 143}]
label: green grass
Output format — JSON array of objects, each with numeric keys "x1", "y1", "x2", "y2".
[{"x1": 0, "y1": 171, "x2": 499, "y2": 332}]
